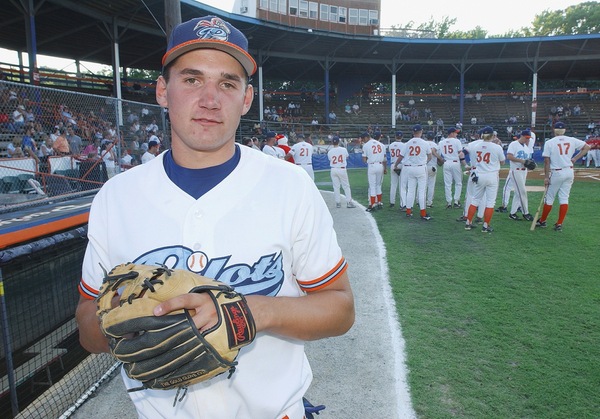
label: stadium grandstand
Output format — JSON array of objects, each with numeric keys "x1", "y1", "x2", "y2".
[{"x1": 1, "y1": 0, "x2": 599, "y2": 417}]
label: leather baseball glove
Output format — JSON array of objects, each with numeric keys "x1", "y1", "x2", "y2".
[
  {"x1": 523, "y1": 159, "x2": 536, "y2": 170},
  {"x1": 393, "y1": 167, "x2": 402, "y2": 175},
  {"x1": 96, "y1": 263, "x2": 256, "y2": 392}
]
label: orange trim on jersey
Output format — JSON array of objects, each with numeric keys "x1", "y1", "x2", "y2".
[
  {"x1": 299, "y1": 258, "x2": 348, "y2": 293},
  {"x1": 0, "y1": 212, "x2": 89, "y2": 249},
  {"x1": 78, "y1": 279, "x2": 99, "y2": 300}
]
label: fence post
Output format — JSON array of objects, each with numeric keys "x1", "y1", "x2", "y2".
[{"x1": 0, "y1": 268, "x2": 19, "y2": 416}]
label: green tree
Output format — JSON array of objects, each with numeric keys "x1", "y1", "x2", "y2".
[{"x1": 530, "y1": 2, "x2": 600, "y2": 35}]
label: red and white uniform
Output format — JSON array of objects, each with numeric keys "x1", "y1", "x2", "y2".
[
  {"x1": 438, "y1": 136, "x2": 464, "y2": 205},
  {"x1": 465, "y1": 140, "x2": 505, "y2": 209},
  {"x1": 425, "y1": 139, "x2": 439, "y2": 207},
  {"x1": 399, "y1": 137, "x2": 431, "y2": 212},
  {"x1": 289, "y1": 140, "x2": 314, "y2": 180},
  {"x1": 501, "y1": 133, "x2": 535, "y2": 208},
  {"x1": 542, "y1": 135, "x2": 588, "y2": 205},
  {"x1": 327, "y1": 145, "x2": 353, "y2": 205},
  {"x1": 388, "y1": 140, "x2": 405, "y2": 206},
  {"x1": 362, "y1": 137, "x2": 386, "y2": 205},
  {"x1": 78, "y1": 145, "x2": 347, "y2": 419}
]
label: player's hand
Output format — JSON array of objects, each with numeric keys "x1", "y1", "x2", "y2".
[
  {"x1": 154, "y1": 292, "x2": 218, "y2": 333},
  {"x1": 544, "y1": 177, "x2": 550, "y2": 186}
]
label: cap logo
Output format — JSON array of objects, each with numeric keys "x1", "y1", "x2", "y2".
[{"x1": 194, "y1": 18, "x2": 231, "y2": 42}]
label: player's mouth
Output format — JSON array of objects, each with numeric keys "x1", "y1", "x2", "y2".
[{"x1": 193, "y1": 117, "x2": 221, "y2": 126}]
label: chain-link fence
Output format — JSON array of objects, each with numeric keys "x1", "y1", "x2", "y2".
[{"x1": 0, "y1": 80, "x2": 168, "y2": 210}]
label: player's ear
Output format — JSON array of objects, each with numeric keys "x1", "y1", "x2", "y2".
[
  {"x1": 156, "y1": 76, "x2": 168, "y2": 108},
  {"x1": 242, "y1": 84, "x2": 254, "y2": 116}
]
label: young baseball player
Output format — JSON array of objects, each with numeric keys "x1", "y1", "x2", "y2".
[
  {"x1": 75, "y1": 15, "x2": 354, "y2": 419},
  {"x1": 393, "y1": 124, "x2": 432, "y2": 220},
  {"x1": 287, "y1": 133, "x2": 314, "y2": 180},
  {"x1": 362, "y1": 131, "x2": 387, "y2": 211},
  {"x1": 327, "y1": 136, "x2": 355, "y2": 208},
  {"x1": 438, "y1": 127, "x2": 464, "y2": 208},
  {"x1": 505, "y1": 129, "x2": 535, "y2": 221},
  {"x1": 388, "y1": 131, "x2": 405, "y2": 208},
  {"x1": 464, "y1": 126, "x2": 506, "y2": 233},
  {"x1": 536, "y1": 121, "x2": 590, "y2": 231}
]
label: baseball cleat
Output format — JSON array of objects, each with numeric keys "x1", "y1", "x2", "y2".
[
  {"x1": 553, "y1": 223, "x2": 563, "y2": 231},
  {"x1": 453, "y1": 202, "x2": 462, "y2": 208},
  {"x1": 464, "y1": 223, "x2": 474, "y2": 230},
  {"x1": 336, "y1": 203, "x2": 341, "y2": 208},
  {"x1": 522, "y1": 213, "x2": 534, "y2": 221},
  {"x1": 406, "y1": 213, "x2": 413, "y2": 218},
  {"x1": 535, "y1": 220, "x2": 547, "y2": 228},
  {"x1": 421, "y1": 214, "x2": 432, "y2": 221},
  {"x1": 347, "y1": 202, "x2": 356, "y2": 208},
  {"x1": 366, "y1": 206, "x2": 374, "y2": 212},
  {"x1": 456, "y1": 215, "x2": 468, "y2": 222},
  {"x1": 446, "y1": 204, "x2": 452, "y2": 209},
  {"x1": 377, "y1": 202, "x2": 383, "y2": 209},
  {"x1": 495, "y1": 206, "x2": 508, "y2": 213},
  {"x1": 389, "y1": 203, "x2": 395, "y2": 208},
  {"x1": 481, "y1": 226, "x2": 494, "y2": 233},
  {"x1": 508, "y1": 213, "x2": 521, "y2": 221},
  {"x1": 426, "y1": 204, "x2": 433, "y2": 208},
  {"x1": 475, "y1": 217, "x2": 483, "y2": 224},
  {"x1": 399, "y1": 206, "x2": 407, "y2": 212}
]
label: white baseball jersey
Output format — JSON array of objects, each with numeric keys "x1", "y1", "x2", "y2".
[
  {"x1": 388, "y1": 141, "x2": 404, "y2": 166},
  {"x1": 507, "y1": 140, "x2": 532, "y2": 170},
  {"x1": 389, "y1": 141, "x2": 405, "y2": 205},
  {"x1": 400, "y1": 137, "x2": 431, "y2": 166},
  {"x1": 542, "y1": 135, "x2": 587, "y2": 170},
  {"x1": 467, "y1": 141, "x2": 505, "y2": 173},
  {"x1": 327, "y1": 146, "x2": 353, "y2": 204},
  {"x1": 289, "y1": 141, "x2": 313, "y2": 165},
  {"x1": 438, "y1": 137, "x2": 463, "y2": 162},
  {"x1": 263, "y1": 144, "x2": 281, "y2": 158},
  {"x1": 362, "y1": 139, "x2": 386, "y2": 163},
  {"x1": 79, "y1": 145, "x2": 347, "y2": 419},
  {"x1": 327, "y1": 145, "x2": 349, "y2": 169}
]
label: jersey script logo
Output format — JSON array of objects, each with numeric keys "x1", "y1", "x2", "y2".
[{"x1": 133, "y1": 246, "x2": 284, "y2": 297}]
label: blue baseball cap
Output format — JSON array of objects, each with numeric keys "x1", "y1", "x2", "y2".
[
  {"x1": 481, "y1": 126, "x2": 494, "y2": 134},
  {"x1": 426, "y1": 131, "x2": 435, "y2": 139},
  {"x1": 360, "y1": 132, "x2": 370, "y2": 138},
  {"x1": 265, "y1": 131, "x2": 276, "y2": 138},
  {"x1": 374, "y1": 131, "x2": 382, "y2": 139},
  {"x1": 396, "y1": 130, "x2": 403, "y2": 137},
  {"x1": 521, "y1": 129, "x2": 532, "y2": 137},
  {"x1": 554, "y1": 122, "x2": 565, "y2": 129},
  {"x1": 412, "y1": 124, "x2": 423, "y2": 132},
  {"x1": 162, "y1": 16, "x2": 257, "y2": 76},
  {"x1": 447, "y1": 127, "x2": 458, "y2": 134},
  {"x1": 332, "y1": 136, "x2": 340, "y2": 144}
]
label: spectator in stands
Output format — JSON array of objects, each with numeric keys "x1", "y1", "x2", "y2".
[
  {"x1": 329, "y1": 110, "x2": 337, "y2": 123},
  {"x1": 142, "y1": 139, "x2": 160, "y2": 163},
  {"x1": 345, "y1": 103, "x2": 352, "y2": 114},
  {"x1": 38, "y1": 133, "x2": 54, "y2": 158},
  {"x1": 11, "y1": 104, "x2": 26, "y2": 132},
  {"x1": 436, "y1": 117, "x2": 444, "y2": 130},
  {"x1": 146, "y1": 118, "x2": 159, "y2": 133},
  {"x1": 352, "y1": 103, "x2": 360, "y2": 115},
  {"x1": 82, "y1": 138, "x2": 100, "y2": 159},
  {"x1": 311, "y1": 115, "x2": 319, "y2": 131},
  {"x1": 242, "y1": 137, "x2": 253, "y2": 147},
  {"x1": 100, "y1": 141, "x2": 117, "y2": 177},
  {"x1": 6, "y1": 136, "x2": 24, "y2": 157},
  {"x1": 21, "y1": 126, "x2": 39, "y2": 163},
  {"x1": 470, "y1": 116, "x2": 477, "y2": 125},
  {"x1": 66, "y1": 126, "x2": 83, "y2": 156},
  {"x1": 60, "y1": 105, "x2": 77, "y2": 126},
  {"x1": 52, "y1": 127, "x2": 71, "y2": 155},
  {"x1": 573, "y1": 104, "x2": 581, "y2": 116},
  {"x1": 120, "y1": 148, "x2": 134, "y2": 167},
  {"x1": 263, "y1": 106, "x2": 271, "y2": 120}
]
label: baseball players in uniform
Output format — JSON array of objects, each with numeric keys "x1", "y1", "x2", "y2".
[
  {"x1": 327, "y1": 136, "x2": 355, "y2": 208},
  {"x1": 393, "y1": 124, "x2": 432, "y2": 220},
  {"x1": 438, "y1": 127, "x2": 464, "y2": 208},
  {"x1": 424, "y1": 131, "x2": 441, "y2": 208},
  {"x1": 505, "y1": 129, "x2": 535, "y2": 221},
  {"x1": 75, "y1": 16, "x2": 354, "y2": 419},
  {"x1": 362, "y1": 131, "x2": 387, "y2": 211},
  {"x1": 263, "y1": 131, "x2": 284, "y2": 158},
  {"x1": 464, "y1": 126, "x2": 506, "y2": 232},
  {"x1": 498, "y1": 130, "x2": 536, "y2": 213},
  {"x1": 388, "y1": 131, "x2": 405, "y2": 208},
  {"x1": 536, "y1": 121, "x2": 590, "y2": 231},
  {"x1": 287, "y1": 133, "x2": 314, "y2": 180},
  {"x1": 585, "y1": 137, "x2": 600, "y2": 167}
]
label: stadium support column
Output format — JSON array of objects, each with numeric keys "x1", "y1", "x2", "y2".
[
  {"x1": 258, "y1": 51, "x2": 264, "y2": 125},
  {"x1": 24, "y1": 0, "x2": 39, "y2": 85},
  {"x1": 111, "y1": 17, "x2": 123, "y2": 127},
  {"x1": 391, "y1": 70, "x2": 397, "y2": 129},
  {"x1": 459, "y1": 60, "x2": 465, "y2": 126},
  {"x1": 531, "y1": 71, "x2": 538, "y2": 129},
  {"x1": 325, "y1": 57, "x2": 330, "y2": 124}
]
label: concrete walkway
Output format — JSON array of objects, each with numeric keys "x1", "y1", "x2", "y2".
[{"x1": 72, "y1": 191, "x2": 415, "y2": 419}]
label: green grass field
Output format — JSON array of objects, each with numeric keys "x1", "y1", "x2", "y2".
[{"x1": 315, "y1": 167, "x2": 600, "y2": 419}]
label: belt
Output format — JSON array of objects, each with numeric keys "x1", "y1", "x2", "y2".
[
  {"x1": 515, "y1": 168, "x2": 526, "y2": 171},
  {"x1": 332, "y1": 166, "x2": 345, "y2": 169},
  {"x1": 552, "y1": 166, "x2": 573, "y2": 171},
  {"x1": 446, "y1": 160, "x2": 459, "y2": 163},
  {"x1": 404, "y1": 164, "x2": 425, "y2": 167},
  {"x1": 296, "y1": 163, "x2": 312, "y2": 165}
]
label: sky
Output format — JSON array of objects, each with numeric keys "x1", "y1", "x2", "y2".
[{"x1": 0, "y1": 0, "x2": 589, "y2": 71}]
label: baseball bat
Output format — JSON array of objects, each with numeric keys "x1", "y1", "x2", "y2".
[{"x1": 530, "y1": 186, "x2": 547, "y2": 231}]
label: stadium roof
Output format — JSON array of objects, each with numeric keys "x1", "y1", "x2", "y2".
[{"x1": 3, "y1": 0, "x2": 600, "y2": 85}]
